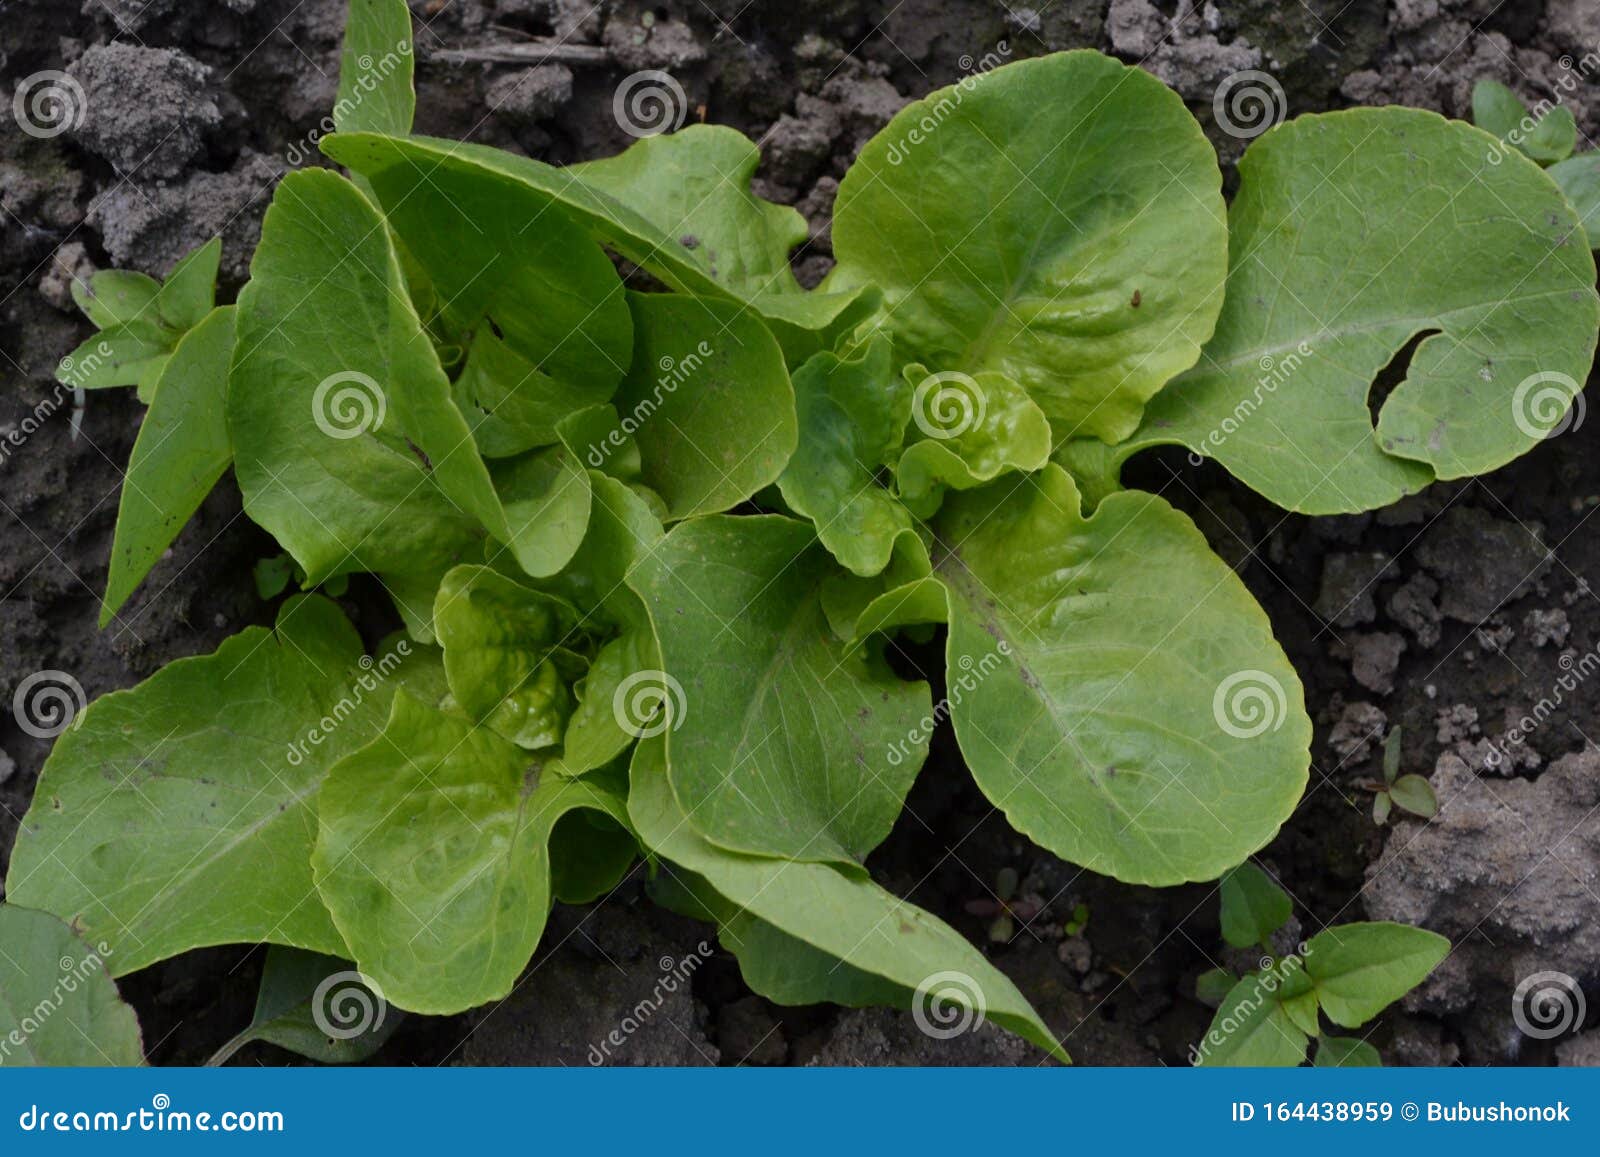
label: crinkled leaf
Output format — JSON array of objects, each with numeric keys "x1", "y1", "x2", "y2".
[
  {"x1": 1304, "y1": 922, "x2": 1449, "y2": 1028},
  {"x1": 895, "y1": 365, "x2": 1051, "y2": 515},
  {"x1": 777, "y1": 336, "x2": 915, "y2": 576},
  {"x1": 336, "y1": 0, "x2": 415, "y2": 136},
  {"x1": 324, "y1": 132, "x2": 872, "y2": 347},
  {"x1": 536, "y1": 472, "x2": 663, "y2": 628},
  {"x1": 832, "y1": 51, "x2": 1227, "y2": 444},
  {"x1": 212, "y1": 947, "x2": 400, "y2": 1066},
  {"x1": 1548, "y1": 153, "x2": 1600, "y2": 249},
  {"x1": 628, "y1": 738, "x2": 1066, "y2": 1061},
  {"x1": 229, "y1": 169, "x2": 486, "y2": 585},
  {"x1": 1129, "y1": 109, "x2": 1599, "y2": 514},
  {"x1": 935, "y1": 465, "x2": 1311, "y2": 885},
  {"x1": 7, "y1": 598, "x2": 439, "y2": 974},
  {"x1": 312, "y1": 691, "x2": 630, "y2": 1013},
  {"x1": 1195, "y1": 973, "x2": 1308, "y2": 1067},
  {"x1": 604, "y1": 291, "x2": 795, "y2": 521},
  {"x1": 569, "y1": 125, "x2": 811, "y2": 303},
  {"x1": 434, "y1": 564, "x2": 582, "y2": 749},
  {"x1": 629, "y1": 514, "x2": 930, "y2": 866},
  {"x1": 1315, "y1": 1035, "x2": 1382, "y2": 1067},
  {"x1": 101, "y1": 306, "x2": 235, "y2": 625},
  {"x1": 454, "y1": 327, "x2": 614, "y2": 458},
  {"x1": 1219, "y1": 863, "x2": 1292, "y2": 949},
  {"x1": 0, "y1": 906, "x2": 144, "y2": 1066}
]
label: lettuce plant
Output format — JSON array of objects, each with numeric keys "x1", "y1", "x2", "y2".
[{"x1": 6, "y1": 1, "x2": 1594, "y2": 1064}]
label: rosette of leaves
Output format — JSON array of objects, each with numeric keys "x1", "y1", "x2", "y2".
[{"x1": 8, "y1": 0, "x2": 1592, "y2": 1064}]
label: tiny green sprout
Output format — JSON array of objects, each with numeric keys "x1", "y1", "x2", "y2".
[
  {"x1": 1064, "y1": 903, "x2": 1090, "y2": 939},
  {"x1": 963, "y1": 867, "x2": 1044, "y2": 944},
  {"x1": 1363, "y1": 727, "x2": 1439, "y2": 825}
]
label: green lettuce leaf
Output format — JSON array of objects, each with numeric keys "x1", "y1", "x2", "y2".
[
  {"x1": 776, "y1": 335, "x2": 916, "y2": 576},
  {"x1": 832, "y1": 50, "x2": 1227, "y2": 444},
  {"x1": 628, "y1": 738, "x2": 1066, "y2": 1061},
  {"x1": 935, "y1": 465, "x2": 1310, "y2": 885},
  {"x1": 100, "y1": 305, "x2": 236, "y2": 625},
  {"x1": 336, "y1": 0, "x2": 415, "y2": 136},
  {"x1": 7, "y1": 598, "x2": 440, "y2": 974},
  {"x1": 0, "y1": 905, "x2": 144, "y2": 1066},
  {"x1": 1123, "y1": 108, "x2": 1599, "y2": 514},
  {"x1": 312, "y1": 691, "x2": 631, "y2": 1013},
  {"x1": 1549, "y1": 153, "x2": 1600, "y2": 249},
  {"x1": 628, "y1": 514, "x2": 930, "y2": 866}
]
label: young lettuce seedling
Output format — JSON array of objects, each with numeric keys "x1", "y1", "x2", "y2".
[{"x1": 3, "y1": 0, "x2": 1590, "y2": 1064}]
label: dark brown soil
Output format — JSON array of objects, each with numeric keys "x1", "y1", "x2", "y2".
[{"x1": 3, "y1": 0, "x2": 1598, "y2": 1066}]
